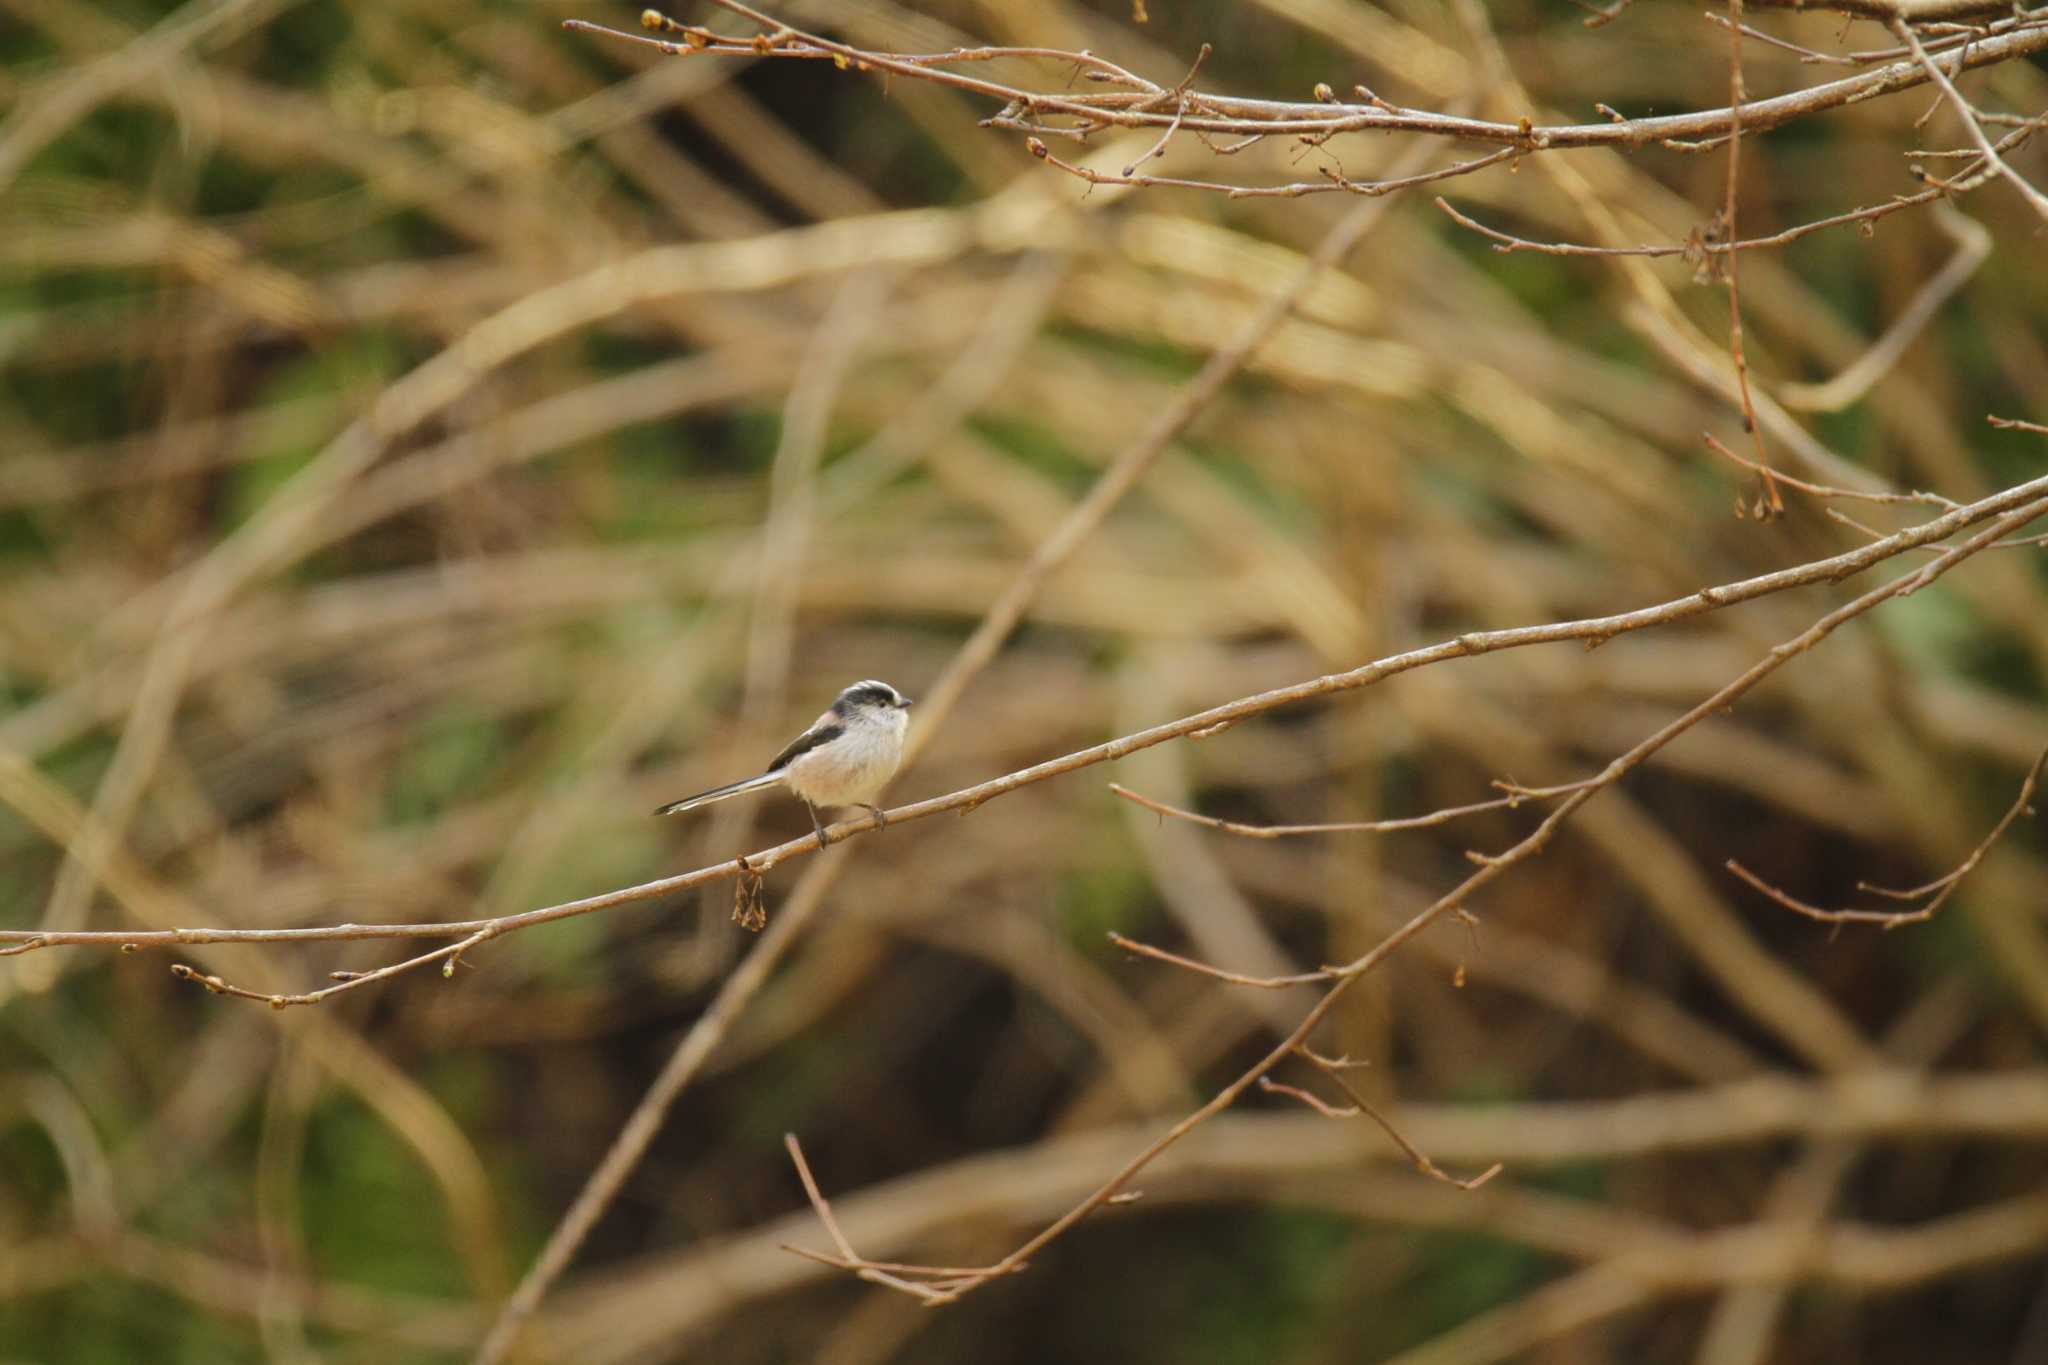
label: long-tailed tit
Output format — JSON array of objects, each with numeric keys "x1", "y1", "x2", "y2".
[{"x1": 655, "y1": 680, "x2": 913, "y2": 844}]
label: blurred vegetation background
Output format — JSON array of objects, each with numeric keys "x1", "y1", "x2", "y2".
[{"x1": 3, "y1": 0, "x2": 2047, "y2": 1361}]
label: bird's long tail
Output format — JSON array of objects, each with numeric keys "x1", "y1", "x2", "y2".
[{"x1": 654, "y1": 770, "x2": 782, "y2": 817}]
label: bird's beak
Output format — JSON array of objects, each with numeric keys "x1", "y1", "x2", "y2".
[{"x1": 901, "y1": 698, "x2": 915, "y2": 708}]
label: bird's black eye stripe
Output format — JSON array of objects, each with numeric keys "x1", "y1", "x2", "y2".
[{"x1": 839, "y1": 681, "x2": 901, "y2": 709}]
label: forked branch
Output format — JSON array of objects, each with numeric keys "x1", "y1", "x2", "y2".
[
  {"x1": 1729, "y1": 748, "x2": 2047, "y2": 928},
  {"x1": 1261, "y1": 1049, "x2": 1505, "y2": 1191},
  {"x1": 779, "y1": 1135, "x2": 1020, "y2": 1300}
]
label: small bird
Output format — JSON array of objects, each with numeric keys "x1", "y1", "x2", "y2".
[{"x1": 655, "y1": 680, "x2": 913, "y2": 845}]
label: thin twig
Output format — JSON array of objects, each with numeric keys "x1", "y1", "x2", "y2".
[
  {"x1": 1257, "y1": 1076, "x2": 1359, "y2": 1118},
  {"x1": 1702, "y1": 433, "x2": 1957, "y2": 510},
  {"x1": 1570, "y1": 0, "x2": 1636, "y2": 29},
  {"x1": 1722, "y1": 0, "x2": 1783, "y2": 517},
  {"x1": 1432, "y1": 116, "x2": 2026, "y2": 256},
  {"x1": 1729, "y1": 747, "x2": 2047, "y2": 927},
  {"x1": 166, "y1": 926, "x2": 498, "y2": 1009},
  {"x1": 1891, "y1": 17, "x2": 2048, "y2": 221},
  {"x1": 1023, "y1": 138, "x2": 1516, "y2": 199},
  {"x1": 1708, "y1": 8, "x2": 2048, "y2": 64},
  {"x1": 780, "y1": 1135, "x2": 970, "y2": 1300},
  {"x1": 1711, "y1": 12, "x2": 1862, "y2": 63},
  {"x1": 1299, "y1": 1050, "x2": 1505, "y2": 1191},
  {"x1": 1107, "y1": 932, "x2": 1328, "y2": 989},
  {"x1": 1824, "y1": 505, "x2": 2048, "y2": 551},
  {"x1": 1107, "y1": 782, "x2": 1562, "y2": 838}
]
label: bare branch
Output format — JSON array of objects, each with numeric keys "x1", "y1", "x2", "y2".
[
  {"x1": 1745, "y1": 0, "x2": 2048, "y2": 20},
  {"x1": 11, "y1": 475, "x2": 2048, "y2": 989},
  {"x1": 1826, "y1": 506, "x2": 2048, "y2": 551},
  {"x1": 1892, "y1": 16, "x2": 2048, "y2": 221},
  {"x1": 560, "y1": 6, "x2": 2048, "y2": 166},
  {"x1": 1712, "y1": 8, "x2": 2048, "y2": 64},
  {"x1": 1022, "y1": 137, "x2": 1519, "y2": 200},
  {"x1": 1436, "y1": 111, "x2": 2038, "y2": 257},
  {"x1": 1107, "y1": 781, "x2": 1565, "y2": 838},
  {"x1": 1298, "y1": 1050, "x2": 1505, "y2": 1191},
  {"x1": 779, "y1": 1134, "x2": 1011, "y2": 1300},
  {"x1": 1256, "y1": 1075, "x2": 1360, "y2": 1118},
  {"x1": 1701, "y1": 433, "x2": 1958, "y2": 510},
  {"x1": 166, "y1": 925, "x2": 497, "y2": 1009},
  {"x1": 1107, "y1": 932, "x2": 1329, "y2": 989},
  {"x1": 1730, "y1": 748, "x2": 2047, "y2": 927},
  {"x1": 1720, "y1": 0, "x2": 1784, "y2": 517}
]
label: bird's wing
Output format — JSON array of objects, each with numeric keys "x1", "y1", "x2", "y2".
[{"x1": 766, "y1": 717, "x2": 845, "y2": 773}]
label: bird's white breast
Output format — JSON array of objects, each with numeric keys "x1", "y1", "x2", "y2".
[{"x1": 782, "y1": 709, "x2": 906, "y2": 808}]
